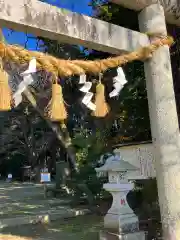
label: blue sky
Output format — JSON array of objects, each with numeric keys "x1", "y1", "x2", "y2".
[{"x1": 2, "y1": 0, "x2": 92, "y2": 50}]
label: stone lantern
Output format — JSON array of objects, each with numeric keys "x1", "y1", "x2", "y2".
[{"x1": 96, "y1": 154, "x2": 145, "y2": 240}]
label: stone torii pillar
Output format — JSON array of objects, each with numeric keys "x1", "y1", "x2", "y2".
[{"x1": 139, "y1": 3, "x2": 180, "y2": 239}]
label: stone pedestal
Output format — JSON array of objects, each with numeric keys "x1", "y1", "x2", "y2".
[
  {"x1": 103, "y1": 182, "x2": 139, "y2": 233},
  {"x1": 99, "y1": 230, "x2": 146, "y2": 240}
]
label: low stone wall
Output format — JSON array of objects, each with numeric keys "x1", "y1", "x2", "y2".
[{"x1": 114, "y1": 143, "x2": 156, "y2": 178}]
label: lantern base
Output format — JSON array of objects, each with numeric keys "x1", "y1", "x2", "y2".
[
  {"x1": 104, "y1": 213, "x2": 139, "y2": 233},
  {"x1": 103, "y1": 182, "x2": 138, "y2": 232},
  {"x1": 99, "y1": 230, "x2": 146, "y2": 240}
]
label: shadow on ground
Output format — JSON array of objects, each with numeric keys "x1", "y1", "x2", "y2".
[
  {"x1": 0, "y1": 215, "x2": 103, "y2": 240},
  {"x1": 0, "y1": 181, "x2": 70, "y2": 218}
]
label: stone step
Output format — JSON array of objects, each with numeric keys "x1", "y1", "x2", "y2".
[
  {"x1": 0, "y1": 199, "x2": 71, "y2": 219},
  {"x1": 0, "y1": 207, "x2": 90, "y2": 229},
  {"x1": 0, "y1": 198, "x2": 70, "y2": 206},
  {"x1": 0, "y1": 182, "x2": 91, "y2": 229}
]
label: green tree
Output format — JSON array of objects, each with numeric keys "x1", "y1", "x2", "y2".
[
  {"x1": 88, "y1": 0, "x2": 151, "y2": 141},
  {"x1": 33, "y1": 2, "x2": 152, "y2": 184}
]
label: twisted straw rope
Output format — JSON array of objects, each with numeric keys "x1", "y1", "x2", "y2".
[{"x1": 0, "y1": 36, "x2": 173, "y2": 77}]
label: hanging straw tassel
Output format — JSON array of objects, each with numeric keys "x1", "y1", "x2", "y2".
[
  {"x1": 92, "y1": 74, "x2": 110, "y2": 117},
  {"x1": 0, "y1": 60, "x2": 11, "y2": 111},
  {"x1": 48, "y1": 78, "x2": 67, "y2": 121}
]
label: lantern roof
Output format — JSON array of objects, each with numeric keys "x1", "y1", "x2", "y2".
[{"x1": 95, "y1": 154, "x2": 138, "y2": 172}]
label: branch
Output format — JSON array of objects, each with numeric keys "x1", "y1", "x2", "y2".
[{"x1": 23, "y1": 89, "x2": 78, "y2": 171}]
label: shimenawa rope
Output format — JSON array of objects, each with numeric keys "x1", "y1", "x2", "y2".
[{"x1": 0, "y1": 36, "x2": 173, "y2": 77}]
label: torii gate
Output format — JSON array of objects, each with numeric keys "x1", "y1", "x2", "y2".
[
  {"x1": 111, "y1": 0, "x2": 180, "y2": 26},
  {"x1": 0, "y1": 0, "x2": 179, "y2": 239}
]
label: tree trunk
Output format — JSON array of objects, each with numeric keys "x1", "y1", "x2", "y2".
[{"x1": 23, "y1": 89, "x2": 78, "y2": 172}]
